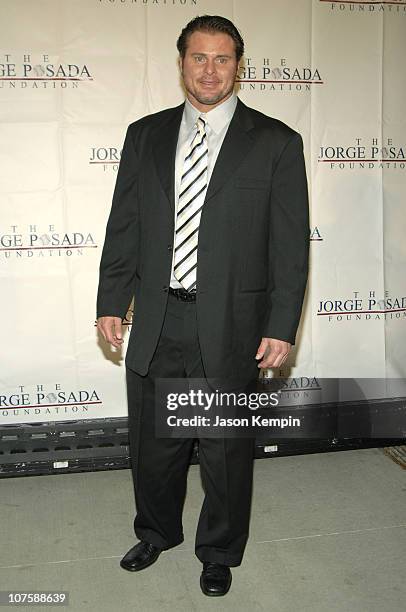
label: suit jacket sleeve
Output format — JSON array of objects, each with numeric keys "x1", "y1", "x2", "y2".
[
  {"x1": 96, "y1": 125, "x2": 139, "y2": 319},
  {"x1": 262, "y1": 131, "x2": 310, "y2": 344}
]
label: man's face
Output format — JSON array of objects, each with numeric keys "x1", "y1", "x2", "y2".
[{"x1": 180, "y1": 30, "x2": 239, "y2": 112}]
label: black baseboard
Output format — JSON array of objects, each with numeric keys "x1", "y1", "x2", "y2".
[{"x1": 0, "y1": 415, "x2": 404, "y2": 478}]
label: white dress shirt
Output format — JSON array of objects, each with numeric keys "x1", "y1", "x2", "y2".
[{"x1": 169, "y1": 92, "x2": 238, "y2": 289}]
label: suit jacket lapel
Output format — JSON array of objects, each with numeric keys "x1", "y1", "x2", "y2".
[
  {"x1": 204, "y1": 98, "x2": 256, "y2": 204},
  {"x1": 152, "y1": 103, "x2": 184, "y2": 210},
  {"x1": 152, "y1": 98, "x2": 256, "y2": 211}
]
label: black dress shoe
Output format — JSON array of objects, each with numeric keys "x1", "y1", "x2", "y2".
[
  {"x1": 200, "y1": 562, "x2": 232, "y2": 596},
  {"x1": 120, "y1": 541, "x2": 162, "y2": 572}
]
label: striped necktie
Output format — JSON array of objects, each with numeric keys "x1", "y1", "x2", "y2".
[{"x1": 173, "y1": 116, "x2": 208, "y2": 292}]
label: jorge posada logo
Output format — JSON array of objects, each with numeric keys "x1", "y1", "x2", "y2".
[
  {"x1": 318, "y1": 137, "x2": 405, "y2": 170},
  {"x1": 0, "y1": 224, "x2": 98, "y2": 260},
  {"x1": 89, "y1": 146, "x2": 122, "y2": 172},
  {"x1": 0, "y1": 54, "x2": 93, "y2": 89},
  {"x1": 317, "y1": 290, "x2": 406, "y2": 322},
  {"x1": 236, "y1": 56, "x2": 323, "y2": 92},
  {"x1": 320, "y1": 0, "x2": 406, "y2": 15},
  {"x1": 1, "y1": 384, "x2": 102, "y2": 418}
]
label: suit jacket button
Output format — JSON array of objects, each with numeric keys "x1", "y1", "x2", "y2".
[
  {"x1": 163, "y1": 286, "x2": 168, "y2": 292},
  {"x1": 167, "y1": 244, "x2": 173, "y2": 251}
]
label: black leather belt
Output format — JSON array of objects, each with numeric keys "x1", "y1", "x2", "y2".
[{"x1": 168, "y1": 287, "x2": 197, "y2": 302}]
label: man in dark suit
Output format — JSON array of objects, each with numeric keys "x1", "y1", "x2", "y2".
[{"x1": 97, "y1": 15, "x2": 309, "y2": 597}]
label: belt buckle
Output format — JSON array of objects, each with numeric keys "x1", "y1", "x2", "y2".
[
  {"x1": 183, "y1": 290, "x2": 194, "y2": 302},
  {"x1": 170, "y1": 287, "x2": 196, "y2": 301}
]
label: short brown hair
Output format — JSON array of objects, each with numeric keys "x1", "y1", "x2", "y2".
[{"x1": 177, "y1": 15, "x2": 244, "y2": 62}]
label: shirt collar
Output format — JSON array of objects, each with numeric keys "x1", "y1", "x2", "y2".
[{"x1": 183, "y1": 92, "x2": 238, "y2": 135}]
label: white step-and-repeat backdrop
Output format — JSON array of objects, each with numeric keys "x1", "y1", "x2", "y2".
[{"x1": 1, "y1": 0, "x2": 405, "y2": 424}]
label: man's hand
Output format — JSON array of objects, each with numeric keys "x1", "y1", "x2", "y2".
[
  {"x1": 97, "y1": 316, "x2": 124, "y2": 348},
  {"x1": 255, "y1": 337, "x2": 291, "y2": 369}
]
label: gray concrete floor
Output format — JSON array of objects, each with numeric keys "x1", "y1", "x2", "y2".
[{"x1": 0, "y1": 447, "x2": 405, "y2": 611}]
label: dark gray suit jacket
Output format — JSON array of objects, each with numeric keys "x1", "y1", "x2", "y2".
[{"x1": 97, "y1": 97, "x2": 310, "y2": 384}]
